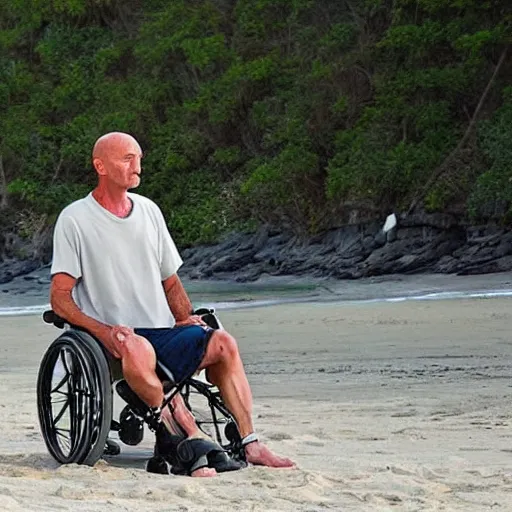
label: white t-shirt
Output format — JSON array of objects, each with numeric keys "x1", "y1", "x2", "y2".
[{"x1": 51, "y1": 192, "x2": 183, "y2": 328}]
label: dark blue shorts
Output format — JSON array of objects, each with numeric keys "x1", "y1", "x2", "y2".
[{"x1": 134, "y1": 325, "x2": 213, "y2": 383}]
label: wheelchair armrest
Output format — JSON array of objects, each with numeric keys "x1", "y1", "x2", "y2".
[
  {"x1": 43, "y1": 310, "x2": 67, "y2": 329},
  {"x1": 194, "y1": 308, "x2": 223, "y2": 330},
  {"x1": 43, "y1": 307, "x2": 222, "y2": 331}
]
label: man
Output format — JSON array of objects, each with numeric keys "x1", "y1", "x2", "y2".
[{"x1": 50, "y1": 131, "x2": 294, "y2": 477}]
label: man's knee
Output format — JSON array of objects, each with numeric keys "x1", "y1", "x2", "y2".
[
  {"x1": 121, "y1": 334, "x2": 157, "y2": 368},
  {"x1": 210, "y1": 330, "x2": 240, "y2": 362}
]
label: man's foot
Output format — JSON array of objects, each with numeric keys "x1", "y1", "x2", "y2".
[
  {"x1": 244, "y1": 441, "x2": 295, "y2": 468},
  {"x1": 188, "y1": 434, "x2": 217, "y2": 477},
  {"x1": 191, "y1": 467, "x2": 217, "y2": 477}
]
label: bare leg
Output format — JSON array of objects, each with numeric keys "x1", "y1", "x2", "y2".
[
  {"x1": 199, "y1": 330, "x2": 295, "y2": 468},
  {"x1": 120, "y1": 333, "x2": 216, "y2": 477},
  {"x1": 119, "y1": 332, "x2": 163, "y2": 407}
]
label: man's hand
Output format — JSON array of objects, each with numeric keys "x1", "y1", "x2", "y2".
[
  {"x1": 102, "y1": 325, "x2": 134, "y2": 358},
  {"x1": 175, "y1": 315, "x2": 207, "y2": 328}
]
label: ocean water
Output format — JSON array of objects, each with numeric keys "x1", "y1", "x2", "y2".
[{"x1": 1, "y1": 285, "x2": 512, "y2": 317}]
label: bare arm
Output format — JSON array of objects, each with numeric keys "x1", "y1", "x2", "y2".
[
  {"x1": 162, "y1": 274, "x2": 194, "y2": 323},
  {"x1": 50, "y1": 273, "x2": 122, "y2": 357}
]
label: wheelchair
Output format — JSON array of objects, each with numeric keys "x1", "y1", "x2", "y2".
[{"x1": 36, "y1": 309, "x2": 243, "y2": 469}]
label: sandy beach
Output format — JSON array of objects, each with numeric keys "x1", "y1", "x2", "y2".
[{"x1": 1, "y1": 296, "x2": 512, "y2": 511}]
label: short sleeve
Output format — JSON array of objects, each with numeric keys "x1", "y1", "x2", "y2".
[
  {"x1": 50, "y1": 214, "x2": 82, "y2": 279},
  {"x1": 155, "y1": 207, "x2": 183, "y2": 280}
]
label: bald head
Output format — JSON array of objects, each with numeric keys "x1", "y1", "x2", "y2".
[
  {"x1": 92, "y1": 132, "x2": 143, "y2": 190},
  {"x1": 92, "y1": 132, "x2": 140, "y2": 161}
]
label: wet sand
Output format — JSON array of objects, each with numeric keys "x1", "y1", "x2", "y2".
[{"x1": 0, "y1": 297, "x2": 511, "y2": 511}]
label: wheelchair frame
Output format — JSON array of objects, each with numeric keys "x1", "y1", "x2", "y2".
[{"x1": 37, "y1": 310, "x2": 241, "y2": 467}]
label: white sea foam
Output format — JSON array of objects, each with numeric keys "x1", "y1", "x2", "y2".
[
  {"x1": 1, "y1": 288, "x2": 512, "y2": 317},
  {"x1": 0, "y1": 304, "x2": 52, "y2": 317}
]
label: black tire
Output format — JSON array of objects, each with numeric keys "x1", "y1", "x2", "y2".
[{"x1": 37, "y1": 330, "x2": 113, "y2": 465}]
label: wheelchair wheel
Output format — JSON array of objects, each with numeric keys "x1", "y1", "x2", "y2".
[{"x1": 37, "y1": 330, "x2": 113, "y2": 465}]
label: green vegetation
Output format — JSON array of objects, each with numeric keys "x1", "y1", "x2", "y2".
[{"x1": 0, "y1": 0, "x2": 510, "y2": 246}]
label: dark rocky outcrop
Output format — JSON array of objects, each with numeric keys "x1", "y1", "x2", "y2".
[
  {"x1": 0, "y1": 259, "x2": 41, "y2": 285},
  {"x1": 179, "y1": 214, "x2": 512, "y2": 282},
  {"x1": 2, "y1": 212, "x2": 512, "y2": 290}
]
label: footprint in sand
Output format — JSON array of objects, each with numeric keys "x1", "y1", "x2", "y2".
[
  {"x1": 267, "y1": 432, "x2": 293, "y2": 441},
  {"x1": 391, "y1": 410, "x2": 418, "y2": 417},
  {"x1": 386, "y1": 465, "x2": 418, "y2": 477},
  {"x1": 257, "y1": 413, "x2": 282, "y2": 419},
  {"x1": 304, "y1": 441, "x2": 324, "y2": 447},
  {"x1": 376, "y1": 493, "x2": 403, "y2": 504}
]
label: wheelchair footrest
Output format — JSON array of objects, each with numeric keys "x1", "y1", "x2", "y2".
[{"x1": 116, "y1": 380, "x2": 160, "y2": 432}]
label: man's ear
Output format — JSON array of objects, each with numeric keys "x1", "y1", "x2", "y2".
[{"x1": 93, "y1": 157, "x2": 106, "y2": 175}]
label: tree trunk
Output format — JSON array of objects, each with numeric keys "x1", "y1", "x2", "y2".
[{"x1": 407, "y1": 45, "x2": 509, "y2": 215}]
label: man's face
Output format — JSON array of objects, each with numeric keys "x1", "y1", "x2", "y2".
[{"x1": 99, "y1": 136, "x2": 143, "y2": 190}]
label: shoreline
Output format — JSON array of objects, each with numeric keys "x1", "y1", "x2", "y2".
[{"x1": 2, "y1": 270, "x2": 512, "y2": 316}]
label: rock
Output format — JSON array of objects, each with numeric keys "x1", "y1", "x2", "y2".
[
  {"x1": 330, "y1": 266, "x2": 361, "y2": 279},
  {"x1": 466, "y1": 225, "x2": 504, "y2": 243},
  {"x1": 386, "y1": 227, "x2": 397, "y2": 243},
  {"x1": 390, "y1": 254, "x2": 421, "y2": 273},
  {"x1": 0, "y1": 259, "x2": 40, "y2": 285},
  {"x1": 495, "y1": 241, "x2": 512, "y2": 258},
  {"x1": 361, "y1": 234, "x2": 379, "y2": 252},
  {"x1": 0, "y1": 272, "x2": 13, "y2": 285},
  {"x1": 374, "y1": 230, "x2": 387, "y2": 247},
  {"x1": 434, "y1": 255, "x2": 460, "y2": 273},
  {"x1": 233, "y1": 266, "x2": 264, "y2": 282},
  {"x1": 457, "y1": 255, "x2": 512, "y2": 275},
  {"x1": 209, "y1": 250, "x2": 255, "y2": 273},
  {"x1": 239, "y1": 226, "x2": 269, "y2": 252},
  {"x1": 253, "y1": 233, "x2": 294, "y2": 264},
  {"x1": 322, "y1": 226, "x2": 363, "y2": 257}
]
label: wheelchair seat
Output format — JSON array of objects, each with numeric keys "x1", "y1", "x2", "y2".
[{"x1": 37, "y1": 310, "x2": 242, "y2": 467}]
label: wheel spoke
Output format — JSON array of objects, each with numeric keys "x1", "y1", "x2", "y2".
[
  {"x1": 50, "y1": 375, "x2": 70, "y2": 394},
  {"x1": 51, "y1": 396, "x2": 69, "y2": 403},
  {"x1": 55, "y1": 429, "x2": 72, "y2": 453},
  {"x1": 52, "y1": 398, "x2": 71, "y2": 425},
  {"x1": 49, "y1": 350, "x2": 72, "y2": 394},
  {"x1": 46, "y1": 350, "x2": 75, "y2": 456}
]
